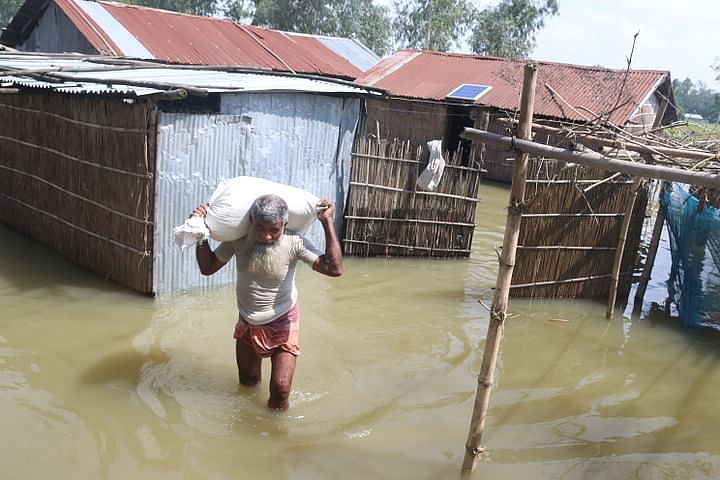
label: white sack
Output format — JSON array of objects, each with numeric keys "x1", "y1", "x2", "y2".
[
  {"x1": 416, "y1": 140, "x2": 445, "y2": 191},
  {"x1": 204, "y1": 176, "x2": 320, "y2": 242},
  {"x1": 173, "y1": 214, "x2": 211, "y2": 249}
]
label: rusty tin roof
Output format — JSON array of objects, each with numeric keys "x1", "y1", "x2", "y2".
[
  {"x1": 356, "y1": 50, "x2": 671, "y2": 124},
  {"x1": 2, "y1": 0, "x2": 375, "y2": 79}
]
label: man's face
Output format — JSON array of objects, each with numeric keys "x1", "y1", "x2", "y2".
[
  {"x1": 251, "y1": 219, "x2": 285, "y2": 245},
  {"x1": 246, "y1": 219, "x2": 286, "y2": 276}
]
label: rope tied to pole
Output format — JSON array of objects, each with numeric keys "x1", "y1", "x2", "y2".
[
  {"x1": 507, "y1": 198, "x2": 527, "y2": 215},
  {"x1": 490, "y1": 307, "x2": 506, "y2": 324},
  {"x1": 465, "y1": 444, "x2": 487, "y2": 456}
]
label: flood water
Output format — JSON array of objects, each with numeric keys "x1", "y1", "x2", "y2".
[{"x1": 2, "y1": 180, "x2": 720, "y2": 480}]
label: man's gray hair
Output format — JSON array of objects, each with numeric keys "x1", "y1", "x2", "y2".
[{"x1": 248, "y1": 194, "x2": 289, "y2": 225}]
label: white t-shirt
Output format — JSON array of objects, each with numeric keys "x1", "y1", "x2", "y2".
[{"x1": 215, "y1": 232, "x2": 320, "y2": 325}]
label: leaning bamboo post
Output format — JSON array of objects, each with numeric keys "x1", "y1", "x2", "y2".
[
  {"x1": 633, "y1": 186, "x2": 666, "y2": 313},
  {"x1": 459, "y1": 129, "x2": 720, "y2": 190},
  {"x1": 461, "y1": 64, "x2": 538, "y2": 476},
  {"x1": 606, "y1": 177, "x2": 643, "y2": 318}
]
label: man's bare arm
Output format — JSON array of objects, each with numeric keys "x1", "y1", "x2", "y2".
[
  {"x1": 312, "y1": 200, "x2": 343, "y2": 277},
  {"x1": 191, "y1": 203, "x2": 228, "y2": 275}
]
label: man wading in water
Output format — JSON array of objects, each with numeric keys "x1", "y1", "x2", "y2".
[{"x1": 191, "y1": 194, "x2": 342, "y2": 410}]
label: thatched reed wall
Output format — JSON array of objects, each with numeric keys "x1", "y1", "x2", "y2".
[
  {"x1": 0, "y1": 92, "x2": 156, "y2": 293},
  {"x1": 344, "y1": 137, "x2": 481, "y2": 257},
  {"x1": 480, "y1": 115, "x2": 580, "y2": 184},
  {"x1": 511, "y1": 159, "x2": 648, "y2": 299},
  {"x1": 364, "y1": 96, "x2": 449, "y2": 147}
]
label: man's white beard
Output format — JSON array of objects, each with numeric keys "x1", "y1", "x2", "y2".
[{"x1": 245, "y1": 236, "x2": 284, "y2": 275}]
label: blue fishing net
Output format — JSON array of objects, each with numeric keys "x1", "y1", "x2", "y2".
[{"x1": 661, "y1": 183, "x2": 720, "y2": 328}]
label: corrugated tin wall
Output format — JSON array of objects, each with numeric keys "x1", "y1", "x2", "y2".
[{"x1": 154, "y1": 92, "x2": 360, "y2": 293}]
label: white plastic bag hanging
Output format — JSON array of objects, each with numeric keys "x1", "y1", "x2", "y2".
[{"x1": 416, "y1": 140, "x2": 445, "y2": 191}]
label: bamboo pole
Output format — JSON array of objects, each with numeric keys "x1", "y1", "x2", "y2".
[
  {"x1": 461, "y1": 63, "x2": 538, "y2": 476},
  {"x1": 460, "y1": 129, "x2": 720, "y2": 190},
  {"x1": 509, "y1": 272, "x2": 631, "y2": 289},
  {"x1": 607, "y1": 177, "x2": 643, "y2": 318},
  {"x1": 633, "y1": 191, "x2": 666, "y2": 313}
]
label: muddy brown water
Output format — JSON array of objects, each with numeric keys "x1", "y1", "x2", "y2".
[{"x1": 2, "y1": 181, "x2": 720, "y2": 479}]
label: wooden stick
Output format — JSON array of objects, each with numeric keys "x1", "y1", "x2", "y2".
[
  {"x1": 0, "y1": 165, "x2": 152, "y2": 224},
  {"x1": 39, "y1": 72, "x2": 210, "y2": 97},
  {"x1": 348, "y1": 181, "x2": 480, "y2": 202},
  {"x1": 509, "y1": 272, "x2": 633, "y2": 288},
  {"x1": 520, "y1": 213, "x2": 625, "y2": 218},
  {"x1": 342, "y1": 238, "x2": 471, "y2": 254},
  {"x1": 344, "y1": 215, "x2": 475, "y2": 227},
  {"x1": 527, "y1": 179, "x2": 634, "y2": 184},
  {"x1": 460, "y1": 128, "x2": 720, "y2": 189},
  {"x1": 498, "y1": 119, "x2": 719, "y2": 162},
  {"x1": 462, "y1": 63, "x2": 538, "y2": 476},
  {"x1": 352, "y1": 152, "x2": 421, "y2": 163},
  {"x1": 0, "y1": 134, "x2": 153, "y2": 179},
  {"x1": 516, "y1": 245, "x2": 616, "y2": 251},
  {"x1": 607, "y1": 177, "x2": 643, "y2": 318},
  {"x1": 633, "y1": 192, "x2": 666, "y2": 312},
  {"x1": 0, "y1": 103, "x2": 148, "y2": 133},
  {"x1": 2, "y1": 194, "x2": 148, "y2": 255}
]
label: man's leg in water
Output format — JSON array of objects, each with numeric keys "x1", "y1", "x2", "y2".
[
  {"x1": 236, "y1": 339, "x2": 262, "y2": 386},
  {"x1": 268, "y1": 350, "x2": 296, "y2": 410}
]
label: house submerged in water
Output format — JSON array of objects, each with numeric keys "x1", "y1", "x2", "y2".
[
  {"x1": 0, "y1": 52, "x2": 376, "y2": 294},
  {"x1": 354, "y1": 50, "x2": 676, "y2": 183}
]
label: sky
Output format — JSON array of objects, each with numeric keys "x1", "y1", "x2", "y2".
[{"x1": 532, "y1": 0, "x2": 720, "y2": 88}]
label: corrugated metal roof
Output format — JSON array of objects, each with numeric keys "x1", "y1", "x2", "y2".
[
  {"x1": 2, "y1": 0, "x2": 379, "y2": 79},
  {"x1": 356, "y1": 50, "x2": 671, "y2": 124},
  {"x1": 314, "y1": 35, "x2": 380, "y2": 72},
  {"x1": 0, "y1": 53, "x2": 374, "y2": 96}
]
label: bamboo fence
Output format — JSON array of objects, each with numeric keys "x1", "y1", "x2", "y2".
[
  {"x1": 343, "y1": 137, "x2": 482, "y2": 257},
  {"x1": 0, "y1": 93, "x2": 156, "y2": 293},
  {"x1": 509, "y1": 158, "x2": 649, "y2": 299}
]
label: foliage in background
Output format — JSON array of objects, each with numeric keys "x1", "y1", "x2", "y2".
[
  {"x1": 1, "y1": 0, "x2": 554, "y2": 59},
  {"x1": 0, "y1": 0, "x2": 554, "y2": 64},
  {"x1": 471, "y1": 0, "x2": 557, "y2": 58},
  {"x1": 390, "y1": 0, "x2": 557, "y2": 57},
  {"x1": 123, "y1": 0, "x2": 216, "y2": 16},
  {"x1": 392, "y1": 0, "x2": 475, "y2": 52},
  {"x1": 0, "y1": 0, "x2": 23, "y2": 27},
  {"x1": 672, "y1": 78, "x2": 720, "y2": 123},
  {"x1": 226, "y1": 0, "x2": 392, "y2": 56}
]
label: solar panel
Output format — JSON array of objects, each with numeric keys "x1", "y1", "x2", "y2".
[{"x1": 446, "y1": 84, "x2": 492, "y2": 101}]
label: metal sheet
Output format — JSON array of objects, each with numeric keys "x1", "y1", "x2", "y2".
[
  {"x1": 154, "y1": 93, "x2": 361, "y2": 293},
  {"x1": 356, "y1": 50, "x2": 670, "y2": 124},
  {"x1": 0, "y1": 53, "x2": 373, "y2": 97},
  {"x1": 74, "y1": 0, "x2": 154, "y2": 59}
]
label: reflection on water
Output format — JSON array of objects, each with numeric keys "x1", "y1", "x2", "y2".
[{"x1": 2, "y1": 181, "x2": 720, "y2": 479}]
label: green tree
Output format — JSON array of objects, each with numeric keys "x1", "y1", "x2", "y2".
[
  {"x1": 392, "y1": 0, "x2": 476, "y2": 52},
  {"x1": 123, "y1": 0, "x2": 217, "y2": 16},
  {"x1": 227, "y1": 0, "x2": 392, "y2": 56},
  {"x1": 672, "y1": 77, "x2": 720, "y2": 122},
  {"x1": 471, "y1": 0, "x2": 558, "y2": 58},
  {"x1": 0, "y1": 0, "x2": 24, "y2": 28}
]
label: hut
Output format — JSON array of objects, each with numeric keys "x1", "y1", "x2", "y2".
[
  {"x1": 353, "y1": 51, "x2": 680, "y2": 302},
  {"x1": 354, "y1": 50, "x2": 676, "y2": 183},
  {"x1": 0, "y1": 52, "x2": 375, "y2": 294},
  {"x1": 0, "y1": 0, "x2": 379, "y2": 79}
]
